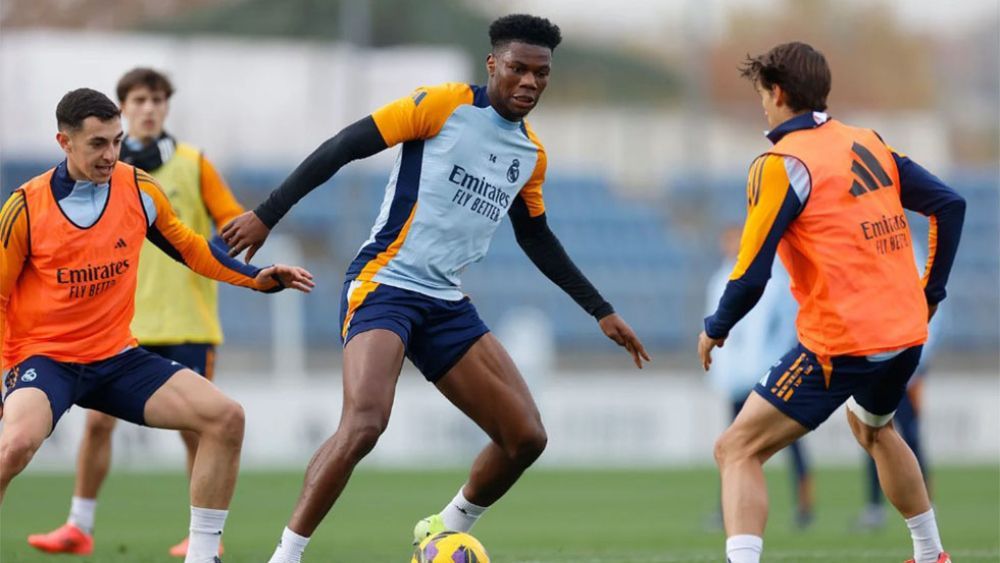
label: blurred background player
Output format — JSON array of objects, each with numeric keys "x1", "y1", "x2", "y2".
[
  {"x1": 704, "y1": 225, "x2": 813, "y2": 530},
  {"x1": 26, "y1": 68, "x2": 247, "y2": 558},
  {"x1": 0, "y1": 88, "x2": 314, "y2": 563},
  {"x1": 698, "y1": 42, "x2": 965, "y2": 563},
  {"x1": 221, "y1": 14, "x2": 649, "y2": 562}
]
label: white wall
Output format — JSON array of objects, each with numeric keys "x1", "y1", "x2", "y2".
[
  {"x1": 23, "y1": 371, "x2": 999, "y2": 471},
  {"x1": 0, "y1": 30, "x2": 471, "y2": 171}
]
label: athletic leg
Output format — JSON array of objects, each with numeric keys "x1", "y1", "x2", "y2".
[
  {"x1": 847, "y1": 346, "x2": 944, "y2": 563},
  {"x1": 715, "y1": 392, "x2": 808, "y2": 537},
  {"x1": 285, "y1": 329, "x2": 404, "y2": 535},
  {"x1": 265, "y1": 329, "x2": 404, "y2": 563},
  {"x1": 847, "y1": 413, "x2": 929, "y2": 517},
  {"x1": 145, "y1": 343, "x2": 220, "y2": 558},
  {"x1": 137, "y1": 368, "x2": 243, "y2": 563},
  {"x1": 0, "y1": 388, "x2": 53, "y2": 503},
  {"x1": 140, "y1": 369, "x2": 243, "y2": 507},
  {"x1": 715, "y1": 393, "x2": 808, "y2": 563},
  {"x1": 435, "y1": 333, "x2": 547, "y2": 510},
  {"x1": 57, "y1": 410, "x2": 119, "y2": 536},
  {"x1": 3, "y1": 357, "x2": 77, "y2": 505}
]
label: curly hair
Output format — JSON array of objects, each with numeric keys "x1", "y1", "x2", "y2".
[
  {"x1": 740, "y1": 42, "x2": 831, "y2": 112},
  {"x1": 489, "y1": 14, "x2": 562, "y2": 51}
]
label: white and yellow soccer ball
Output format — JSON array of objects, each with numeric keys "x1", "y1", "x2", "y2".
[{"x1": 411, "y1": 531, "x2": 489, "y2": 563}]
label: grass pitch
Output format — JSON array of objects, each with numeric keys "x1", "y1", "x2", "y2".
[{"x1": 2, "y1": 466, "x2": 997, "y2": 562}]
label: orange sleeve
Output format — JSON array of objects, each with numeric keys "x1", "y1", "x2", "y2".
[
  {"x1": 519, "y1": 121, "x2": 547, "y2": 218},
  {"x1": 138, "y1": 171, "x2": 262, "y2": 290},
  {"x1": 0, "y1": 191, "x2": 28, "y2": 310},
  {"x1": 199, "y1": 155, "x2": 244, "y2": 230},
  {"x1": 730, "y1": 154, "x2": 795, "y2": 281},
  {"x1": 370, "y1": 83, "x2": 473, "y2": 147}
]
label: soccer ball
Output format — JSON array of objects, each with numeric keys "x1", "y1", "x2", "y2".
[{"x1": 410, "y1": 531, "x2": 489, "y2": 563}]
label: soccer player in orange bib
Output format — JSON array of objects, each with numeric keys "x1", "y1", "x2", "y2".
[
  {"x1": 27, "y1": 68, "x2": 249, "y2": 559},
  {"x1": 698, "y1": 43, "x2": 964, "y2": 563},
  {"x1": 0, "y1": 88, "x2": 314, "y2": 563}
]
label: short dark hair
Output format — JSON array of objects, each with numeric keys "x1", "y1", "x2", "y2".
[
  {"x1": 56, "y1": 88, "x2": 121, "y2": 131},
  {"x1": 740, "y1": 42, "x2": 831, "y2": 112},
  {"x1": 489, "y1": 14, "x2": 562, "y2": 52},
  {"x1": 116, "y1": 67, "x2": 175, "y2": 102}
]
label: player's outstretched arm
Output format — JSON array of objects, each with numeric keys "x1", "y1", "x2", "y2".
[
  {"x1": 892, "y1": 150, "x2": 966, "y2": 318},
  {"x1": 509, "y1": 196, "x2": 650, "y2": 368},
  {"x1": 224, "y1": 83, "x2": 474, "y2": 262},
  {"x1": 137, "y1": 170, "x2": 314, "y2": 293},
  {"x1": 222, "y1": 116, "x2": 388, "y2": 262}
]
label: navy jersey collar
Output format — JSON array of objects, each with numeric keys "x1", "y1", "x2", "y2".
[
  {"x1": 51, "y1": 160, "x2": 75, "y2": 201},
  {"x1": 50, "y1": 160, "x2": 110, "y2": 202},
  {"x1": 766, "y1": 111, "x2": 830, "y2": 144}
]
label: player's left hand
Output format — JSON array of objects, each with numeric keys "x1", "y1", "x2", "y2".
[
  {"x1": 598, "y1": 313, "x2": 651, "y2": 369},
  {"x1": 221, "y1": 211, "x2": 270, "y2": 263},
  {"x1": 255, "y1": 264, "x2": 315, "y2": 293},
  {"x1": 698, "y1": 330, "x2": 726, "y2": 371}
]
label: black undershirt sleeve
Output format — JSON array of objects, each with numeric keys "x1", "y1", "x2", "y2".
[
  {"x1": 508, "y1": 195, "x2": 614, "y2": 320},
  {"x1": 254, "y1": 116, "x2": 388, "y2": 229}
]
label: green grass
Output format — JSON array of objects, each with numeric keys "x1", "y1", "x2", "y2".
[{"x1": 2, "y1": 466, "x2": 997, "y2": 562}]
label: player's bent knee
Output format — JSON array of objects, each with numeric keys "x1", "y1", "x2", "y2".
[
  {"x1": 0, "y1": 432, "x2": 43, "y2": 473},
  {"x1": 341, "y1": 418, "x2": 388, "y2": 459},
  {"x1": 202, "y1": 399, "x2": 245, "y2": 445},
  {"x1": 505, "y1": 425, "x2": 548, "y2": 465},
  {"x1": 713, "y1": 430, "x2": 750, "y2": 468}
]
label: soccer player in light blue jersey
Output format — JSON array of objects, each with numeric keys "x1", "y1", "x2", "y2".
[{"x1": 222, "y1": 14, "x2": 650, "y2": 561}]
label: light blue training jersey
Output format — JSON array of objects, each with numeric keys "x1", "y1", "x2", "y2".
[{"x1": 345, "y1": 83, "x2": 547, "y2": 301}]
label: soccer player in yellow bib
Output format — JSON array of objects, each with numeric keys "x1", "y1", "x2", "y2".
[{"x1": 27, "y1": 68, "x2": 246, "y2": 558}]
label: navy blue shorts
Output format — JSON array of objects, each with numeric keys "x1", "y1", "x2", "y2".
[
  {"x1": 142, "y1": 344, "x2": 216, "y2": 380},
  {"x1": 754, "y1": 342, "x2": 923, "y2": 430},
  {"x1": 1, "y1": 347, "x2": 183, "y2": 431},
  {"x1": 339, "y1": 280, "x2": 489, "y2": 382}
]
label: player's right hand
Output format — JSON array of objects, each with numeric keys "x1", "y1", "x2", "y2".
[
  {"x1": 697, "y1": 330, "x2": 726, "y2": 372},
  {"x1": 221, "y1": 211, "x2": 270, "y2": 263},
  {"x1": 255, "y1": 264, "x2": 315, "y2": 293}
]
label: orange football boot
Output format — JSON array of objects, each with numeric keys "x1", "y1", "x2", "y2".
[{"x1": 27, "y1": 523, "x2": 94, "y2": 555}]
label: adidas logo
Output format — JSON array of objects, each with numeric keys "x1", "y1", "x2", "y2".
[{"x1": 114, "y1": 238, "x2": 128, "y2": 249}]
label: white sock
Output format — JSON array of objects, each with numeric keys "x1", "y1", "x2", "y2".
[
  {"x1": 267, "y1": 527, "x2": 311, "y2": 563},
  {"x1": 185, "y1": 506, "x2": 228, "y2": 563},
  {"x1": 906, "y1": 509, "x2": 944, "y2": 563},
  {"x1": 67, "y1": 496, "x2": 97, "y2": 535},
  {"x1": 440, "y1": 487, "x2": 488, "y2": 532},
  {"x1": 726, "y1": 534, "x2": 763, "y2": 563}
]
